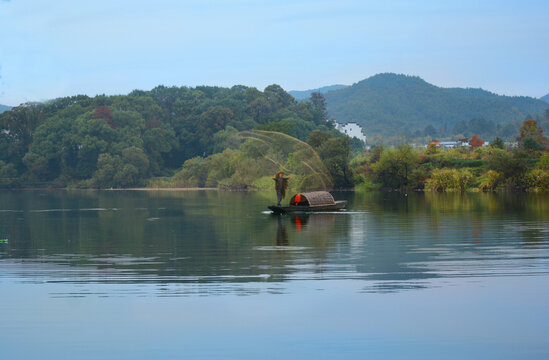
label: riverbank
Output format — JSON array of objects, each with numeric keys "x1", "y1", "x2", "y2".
[{"x1": 108, "y1": 187, "x2": 219, "y2": 191}]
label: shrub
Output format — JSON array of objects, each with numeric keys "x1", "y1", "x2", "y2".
[
  {"x1": 350, "y1": 155, "x2": 370, "y2": 185},
  {"x1": 490, "y1": 137, "x2": 505, "y2": 149},
  {"x1": 471, "y1": 146, "x2": 489, "y2": 159},
  {"x1": 425, "y1": 168, "x2": 473, "y2": 192},
  {"x1": 537, "y1": 153, "x2": 549, "y2": 170},
  {"x1": 172, "y1": 156, "x2": 208, "y2": 187},
  {"x1": 479, "y1": 170, "x2": 503, "y2": 192},
  {"x1": 526, "y1": 169, "x2": 549, "y2": 192}
]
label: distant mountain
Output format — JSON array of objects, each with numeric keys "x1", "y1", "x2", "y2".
[
  {"x1": 541, "y1": 93, "x2": 549, "y2": 104},
  {"x1": 0, "y1": 104, "x2": 10, "y2": 113},
  {"x1": 289, "y1": 84, "x2": 348, "y2": 100},
  {"x1": 325, "y1": 73, "x2": 549, "y2": 137}
]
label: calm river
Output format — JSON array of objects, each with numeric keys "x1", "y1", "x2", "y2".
[{"x1": 1, "y1": 190, "x2": 548, "y2": 359}]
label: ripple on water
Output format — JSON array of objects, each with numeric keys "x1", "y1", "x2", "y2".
[{"x1": 253, "y1": 246, "x2": 310, "y2": 251}]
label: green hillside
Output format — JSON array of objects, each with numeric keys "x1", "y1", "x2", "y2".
[
  {"x1": 0, "y1": 85, "x2": 334, "y2": 188},
  {"x1": 290, "y1": 85, "x2": 348, "y2": 100},
  {"x1": 0, "y1": 104, "x2": 11, "y2": 113},
  {"x1": 325, "y1": 73, "x2": 549, "y2": 139}
]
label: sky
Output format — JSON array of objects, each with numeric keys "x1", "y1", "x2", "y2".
[{"x1": 0, "y1": 0, "x2": 548, "y2": 106}]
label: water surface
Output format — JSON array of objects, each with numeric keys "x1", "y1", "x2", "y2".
[{"x1": 1, "y1": 190, "x2": 548, "y2": 359}]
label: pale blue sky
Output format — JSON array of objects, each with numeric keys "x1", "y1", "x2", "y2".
[{"x1": 0, "y1": 0, "x2": 548, "y2": 106}]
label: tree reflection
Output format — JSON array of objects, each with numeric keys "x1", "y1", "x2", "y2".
[{"x1": 0, "y1": 190, "x2": 548, "y2": 296}]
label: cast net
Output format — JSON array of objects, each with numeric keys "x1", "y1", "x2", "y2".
[
  {"x1": 158, "y1": 130, "x2": 333, "y2": 192},
  {"x1": 228, "y1": 130, "x2": 333, "y2": 191}
]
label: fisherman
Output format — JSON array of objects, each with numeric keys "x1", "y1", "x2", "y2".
[{"x1": 272, "y1": 171, "x2": 290, "y2": 206}]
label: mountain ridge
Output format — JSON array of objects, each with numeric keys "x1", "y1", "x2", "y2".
[
  {"x1": 541, "y1": 93, "x2": 549, "y2": 104},
  {"x1": 322, "y1": 73, "x2": 549, "y2": 137},
  {"x1": 0, "y1": 104, "x2": 11, "y2": 113},
  {"x1": 289, "y1": 84, "x2": 348, "y2": 100}
]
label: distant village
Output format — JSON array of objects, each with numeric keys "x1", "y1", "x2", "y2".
[{"x1": 336, "y1": 122, "x2": 518, "y2": 149}]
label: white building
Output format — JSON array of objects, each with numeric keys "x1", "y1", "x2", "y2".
[
  {"x1": 439, "y1": 141, "x2": 469, "y2": 149},
  {"x1": 336, "y1": 122, "x2": 366, "y2": 142}
]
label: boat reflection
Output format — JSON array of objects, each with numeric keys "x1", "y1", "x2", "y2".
[{"x1": 1, "y1": 190, "x2": 548, "y2": 297}]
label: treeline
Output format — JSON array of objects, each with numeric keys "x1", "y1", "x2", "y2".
[
  {"x1": 2, "y1": 80, "x2": 548, "y2": 193},
  {"x1": 0, "y1": 85, "x2": 334, "y2": 188},
  {"x1": 352, "y1": 120, "x2": 549, "y2": 192},
  {"x1": 401, "y1": 111, "x2": 549, "y2": 144}
]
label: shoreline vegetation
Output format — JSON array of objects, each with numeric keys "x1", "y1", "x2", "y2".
[{"x1": 1, "y1": 84, "x2": 548, "y2": 193}]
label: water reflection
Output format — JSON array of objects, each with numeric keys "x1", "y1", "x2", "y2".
[
  {"x1": 0, "y1": 190, "x2": 548, "y2": 297},
  {"x1": 276, "y1": 215, "x2": 288, "y2": 246}
]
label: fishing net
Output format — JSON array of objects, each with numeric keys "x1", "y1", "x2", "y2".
[
  {"x1": 228, "y1": 130, "x2": 333, "y2": 191},
  {"x1": 158, "y1": 130, "x2": 333, "y2": 192}
]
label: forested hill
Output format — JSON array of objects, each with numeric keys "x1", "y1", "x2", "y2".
[
  {"x1": 0, "y1": 104, "x2": 10, "y2": 113},
  {"x1": 541, "y1": 93, "x2": 549, "y2": 104},
  {"x1": 0, "y1": 85, "x2": 333, "y2": 188},
  {"x1": 289, "y1": 85, "x2": 348, "y2": 100},
  {"x1": 324, "y1": 73, "x2": 549, "y2": 137}
]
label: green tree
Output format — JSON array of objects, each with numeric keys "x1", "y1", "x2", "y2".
[
  {"x1": 26, "y1": 113, "x2": 75, "y2": 180},
  {"x1": 212, "y1": 126, "x2": 240, "y2": 153},
  {"x1": 517, "y1": 119, "x2": 546, "y2": 150},
  {"x1": 0, "y1": 103, "x2": 46, "y2": 172},
  {"x1": 122, "y1": 146, "x2": 150, "y2": 178},
  {"x1": 0, "y1": 160, "x2": 18, "y2": 185},
  {"x1": 369, "y1": 145, "x2": 384, "y2": 164},
  {"x1": 318, "y1": 137, "x2": 353, "y2": 188},
  {"x1": 113, "y1": 164, "x2": 140, "y2": 187},
  {"x1": 246, "y1": 97, "x2": 271, "y2": 124},
  {"x1": 174, "y1": 157, "x2": 209, "y2": 187},
  {"x1": 92, "y1": 153, "x2": 122, "y2": 188},
  {"x1": 370, "y1": 144, "x2": 420, "y2": 189},
  {"x1": 537, "y1": 154, "x2": 549, "y2": 170},
  {"x1": 264, "y1": 84, "x2": 295, "y2": 112},
  {"x1": 306, "y1": 130, "x2": 353, "y2": 187},
  {"x1": 522, "y1": 137, "x2": 543, "y2": 151},
  {"x1": 143, "y1": 126, "x2": 176, "y2": 174},
  {"x1": 490, "y1": 137, "x2": 505, "y2": 149},
  {"x1": 349, "y1": 137, "x2": 365, "y2": 155},
  {"x1": 486, "y1": 149, "x2": 530, "y2": 189},
  {"x1": 309, "y1": 92, "x2": 328, "y2": 125},
  {"x1": 22, "y1": 152, "x2": 49, "y2": 180},
  {"x1": 307, "y1": 130, "x2": 332, "y2": 149}
]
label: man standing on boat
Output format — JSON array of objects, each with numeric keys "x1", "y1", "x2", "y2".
[{"x1": 273, "y1": 171, "x2": 290, "y2": 206}]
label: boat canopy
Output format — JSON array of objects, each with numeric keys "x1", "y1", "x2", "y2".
[{"x1": 290, "y1": 191, "x2": 335, "y2": 207}]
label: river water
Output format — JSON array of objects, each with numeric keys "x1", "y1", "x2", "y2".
[{"x1": 1, "y1": 190, "x2": 548, "y2": 359}]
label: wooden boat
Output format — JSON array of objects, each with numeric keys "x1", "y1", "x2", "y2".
[{"x1": 268, "y1": 191, "x2": 347, "y2": 214}]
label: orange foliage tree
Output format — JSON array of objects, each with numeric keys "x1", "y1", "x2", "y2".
[
  {"x1": 92, "y1": 106, "x2": 116, "y2": 129},
  {"x1": 469, "y1": 134, "x2": 484, "y2": 149}
]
